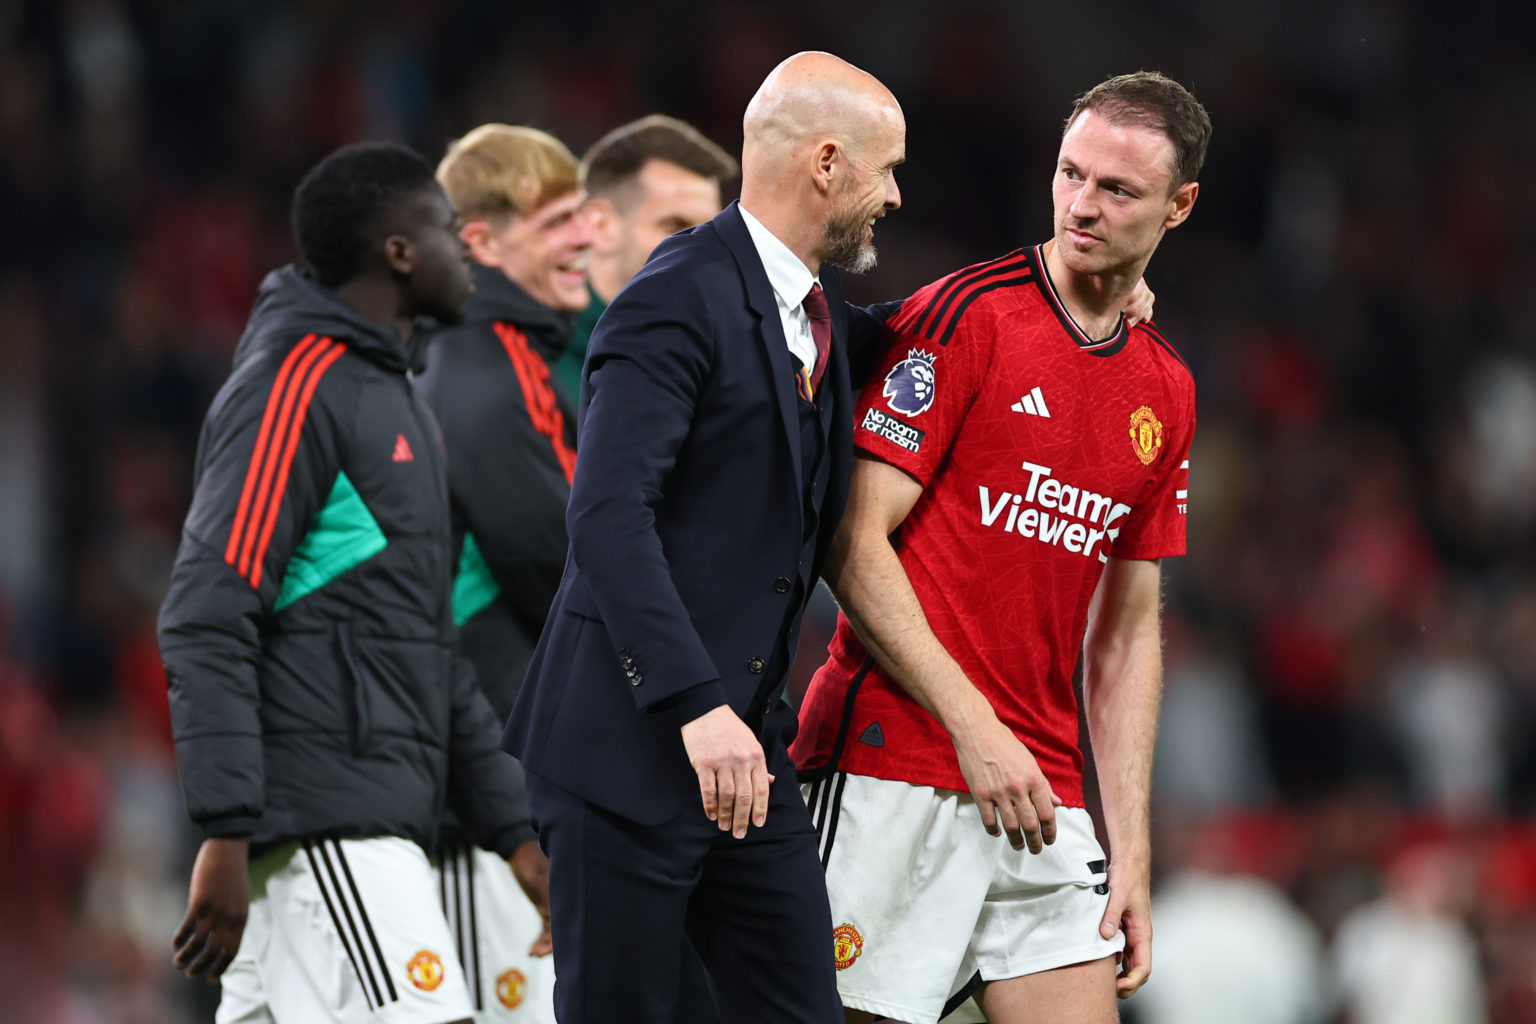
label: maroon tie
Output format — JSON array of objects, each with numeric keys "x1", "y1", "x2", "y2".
[{"x1": 803, "y1": 283, "x2": 832, "y2": 395}]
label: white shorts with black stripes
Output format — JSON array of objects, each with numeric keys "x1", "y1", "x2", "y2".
[
  {"x1": 216, "y1": 837, "x2": 474, "y2": 1024},
  {"x1": 802, "y1": 773, "x2": 1123, "y2": 1024},
  {"x1": 434, "y1": 843, "x2": 555, "y2": 1022}
]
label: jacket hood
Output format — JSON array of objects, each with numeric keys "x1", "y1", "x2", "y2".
[
  {"x1": 463, "y1": 262, "x2": 577, "y2": 360},
  {"x1": 234, "y1": 266, "x2": 416, "y2": 373}
]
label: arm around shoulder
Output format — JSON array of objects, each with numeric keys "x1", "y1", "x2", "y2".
[{"x1": 843, "y1": 299, "x2": 905, "y2": 388}]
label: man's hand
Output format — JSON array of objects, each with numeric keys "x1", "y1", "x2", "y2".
[
  {"x1": 952, "y1": 714, "x2": 1061, "y2": 853},
  {"x1": 1101, "y1": 857, "x2": 1153, "y2": 998},
  {"x1": 1124, "y1": 278, "x2": 1156, "y2": 327},
  {"x1": 680, "y1": 704, "x2": 773, "y2": 838},
  {"x1": 171, "y1": 837, "x2": 251, "y2": 982},
  {"x1": 509, "y1": 839, "x2": 552, "y2": 957}
]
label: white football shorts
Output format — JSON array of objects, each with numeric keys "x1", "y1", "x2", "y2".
[
  {"x1": 802, "y1": 772, "x2": 1124, "y2": 1024},
  {"x1": 434, "y1": 843, "x2": 556, "y2": 1023},
  {"x1": 217, "y1": 836, "x2": 474, "y2": 1024}
]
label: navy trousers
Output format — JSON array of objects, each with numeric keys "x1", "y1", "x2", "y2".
[{"x1": 528, "y1": 763, "x2": 840, "y2": 1023}]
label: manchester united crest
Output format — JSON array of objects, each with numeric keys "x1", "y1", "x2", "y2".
[
  {"x1": 1128, "y1": 405, "x2": 1163, "y2": 465},
  {"x1": 406, "y1": 950, "x2": 445, "y2": 992},
  {"x1": 496, "y1": 968, "x2": 527, "y2": 1008},
  {"x1": 832, "y1": 923, "x2": 865, "y2": 970}
]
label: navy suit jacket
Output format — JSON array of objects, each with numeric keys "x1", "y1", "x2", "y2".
[{"x1": 503, "y1": 202, "x2": 889, "y2": 825}]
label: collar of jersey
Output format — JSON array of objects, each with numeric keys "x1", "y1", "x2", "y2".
[{"x1": 1028, "y1": 245, "x2": 1131, "y2": 358}]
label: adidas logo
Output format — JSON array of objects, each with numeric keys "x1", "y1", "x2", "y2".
[
  {"x1": 858, "y1": 721, "x2": 885, "y2": 747},
  {"x1": 1010, "y1": 386, "x2": 1051, "y2": 418},
  {"x1": 391, "y1": 434, "x2": 414, "y2": 463}
]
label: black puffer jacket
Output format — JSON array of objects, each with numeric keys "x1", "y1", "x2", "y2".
[
  {"x1": 158, "y1": 266, "x2": 532, "y2": 856},
  {"x1": 419, "y1": 263, "x2": 578, "y2": 719}
]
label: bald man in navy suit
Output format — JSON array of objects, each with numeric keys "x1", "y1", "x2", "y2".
[{"x1": 503, "y1": 52, "x2": 905, "y2": 1023}]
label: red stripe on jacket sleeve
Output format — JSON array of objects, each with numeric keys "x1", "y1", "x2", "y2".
[
  {"x1": 225, "y1": 333, "x2": 321, "y2": 568},
  {"x1": 248, "y1": 340, "x2": 346, "y2": 588},
  {"x1": 495, "y1": 323, "x2": 577, "y2": 485},
  {"x1": 236, "y1": 337, "x2": 336, "y2": 578}
]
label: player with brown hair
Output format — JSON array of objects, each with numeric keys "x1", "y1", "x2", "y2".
[
  {"x1": 793, "y1": 70, "x2": 1211, "y2": 1024},
  {"x1": 552, "y1": 114, "x2": 739, "y2": 401}
]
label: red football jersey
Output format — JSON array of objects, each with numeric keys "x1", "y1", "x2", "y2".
[{"x1": 792, "y1": 245, "x2": 1195, "y2": 807}]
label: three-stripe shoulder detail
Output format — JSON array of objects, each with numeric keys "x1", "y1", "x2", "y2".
[
  {"x1": 224, "y1": 334, "x2": 346, "y2": 589},
  {"x1": 896, "y1": 250, "x2": 1034, "y2": 346}
]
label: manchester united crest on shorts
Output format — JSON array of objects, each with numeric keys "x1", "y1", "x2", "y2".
[
  {"x1": 883, "y1": 349, "x2": 937, "y2": 416},
  {"x1": 1128, "y1": 405, "x2": 1163, "y2": 465},
  {"x1": 832, "y1": 923, "x2": 865, "y2": 970},
  {"x1": 496, "y1": 968, "x2": 527, "y2": 1008},
  {"x1": 406, "y1": 950, "x2": 445, "y2": 991}
]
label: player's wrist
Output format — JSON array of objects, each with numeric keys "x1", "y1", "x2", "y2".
[
  {"x1": 1107, "y1": 845, "x2": 1151, "y2": 878},
  {"x1": 942, "y1": 689, "x2": 1006, "y2": 743},
  {"x1": 204, "y1": 835, "x2": 251, "y2": 855}
]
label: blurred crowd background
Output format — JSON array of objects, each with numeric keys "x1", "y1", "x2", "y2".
[{"x1": 1, "y1": 0, "x2": 1532, "y2": 1021}]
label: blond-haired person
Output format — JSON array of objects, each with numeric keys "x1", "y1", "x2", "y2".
[{"x1": 419, "y1": 123, "x2": 595, "y2": 1024}]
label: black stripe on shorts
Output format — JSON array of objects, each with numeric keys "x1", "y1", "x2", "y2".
[
  {"x1": 464, "y1": 848, "x2": 482, "y2": 1012},
  {"x1": 303, "y1": 839, "x2": 388, "y2": 1011},
  {"x1": 332, "y1": 840, "x2": 399, "y2": 1003},
  {"x1": 815, "y1": 771, "x2": 850, "y2": 870}
]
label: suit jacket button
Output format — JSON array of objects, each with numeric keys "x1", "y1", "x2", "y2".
[
  {"x1": 747, "y1": 657, "x2": 764, "y2": 674},
  {"x1": 774, "y1": 577, "x2": 791, "y2": 593}
]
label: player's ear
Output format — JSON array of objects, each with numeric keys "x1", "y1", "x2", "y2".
[
  {"x1": 382, "y1": 233, "x2": 415, "y2": 276},
  {"x1": 584, "y1": 198, "x2": 620, "y2": 252},
  {"x1": 459, "y1": 220, "x2": 500, "y2": 266},
  {"x1": 812, "y1": 140, "x2": 840, "y2": 195},
  {"x1": 1164, "y1": 181, "x2": 1198, "y2": 230}
]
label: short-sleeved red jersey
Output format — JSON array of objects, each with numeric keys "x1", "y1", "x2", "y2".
[{"x1": 791, "y1": 245, "x2": 1195, "y2": 807}]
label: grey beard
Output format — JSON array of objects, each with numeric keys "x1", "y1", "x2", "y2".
[{"x1": 823, "y1": 215, "x2": 878, "y2": 275}]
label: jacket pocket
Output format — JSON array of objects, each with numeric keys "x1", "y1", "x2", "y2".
[{"x1": 343, "y1": 633, "x2": 450, "y2": 749}]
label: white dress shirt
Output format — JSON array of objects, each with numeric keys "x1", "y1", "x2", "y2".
[{"x1": 738, "y1": 205, "x2": 820, "y2": 377}]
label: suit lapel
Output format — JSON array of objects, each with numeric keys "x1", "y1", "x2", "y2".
[{"x1": 714, "y1": 202, "x2": 805, "y2": 495}]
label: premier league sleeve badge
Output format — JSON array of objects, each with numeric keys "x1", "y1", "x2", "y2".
[{"x1": 882, "y1": 349, "x2": 937, "y2": 416}]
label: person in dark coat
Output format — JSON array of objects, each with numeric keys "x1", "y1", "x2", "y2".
[
  {"x1": 159, "y1": 142, "x2": 534, "y2": 1024},
  {"x1": 419, "y1": 123, "x2": 594, "y2": 1024}
]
